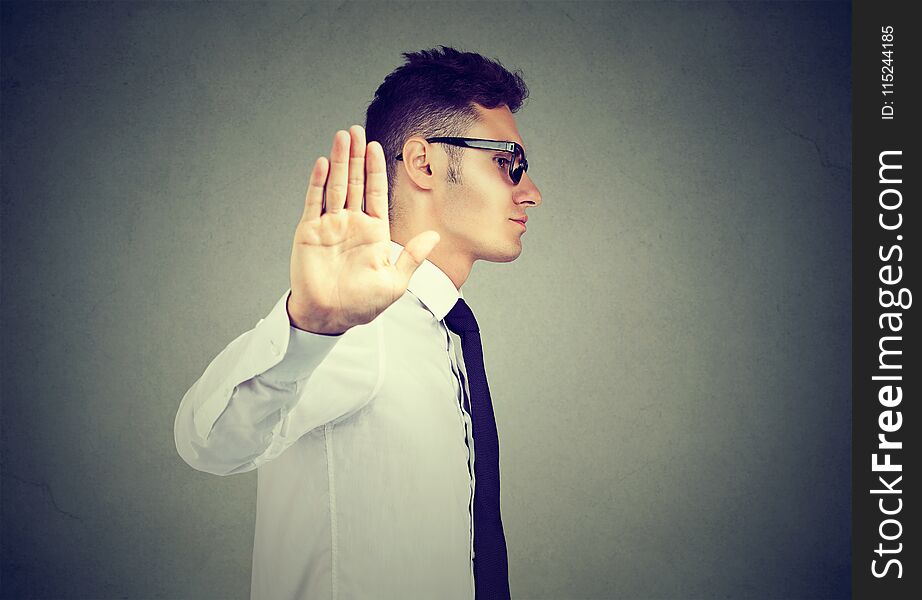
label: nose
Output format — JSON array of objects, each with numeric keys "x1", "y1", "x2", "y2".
[{"x1": 515, "y1": 172, "x2": 542, "y2": 207}]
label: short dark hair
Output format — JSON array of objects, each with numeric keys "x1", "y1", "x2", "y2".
[{"x1": 364, "y1": 46, "x2": 529, "y2": 220}]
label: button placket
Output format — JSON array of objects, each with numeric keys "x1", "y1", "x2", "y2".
[{"x1": 445, "y1": 324, "x2": 477, "y2": 576}]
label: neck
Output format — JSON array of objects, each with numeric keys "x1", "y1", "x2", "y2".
[{"x1": 391, "y1": 229, "x2": 473, "y2": 290}]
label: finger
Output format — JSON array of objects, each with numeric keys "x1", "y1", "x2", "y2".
[
  {"x1": 345, "y1": 125, "x2": 366, "y2": 211},
  {"x1": 325, "y1": 130, "x2": 349, "y2": 213},
  {"x1": 364, "y1": 141, "x2": 388, "y2": 220},
  {"x1": 302, "y1": 156, "x2": 329, "y2": 222},
  {"x1": 395, "y1": 230, "x2": 440, "y2": 285}
]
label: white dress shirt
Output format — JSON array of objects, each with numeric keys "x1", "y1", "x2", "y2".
[{"x1": 174, "y1": 240, "x2": 481, "y2": 600}]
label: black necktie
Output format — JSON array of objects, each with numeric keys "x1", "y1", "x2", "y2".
[{"x1": 445, "y1": 298, "x2": 511, "y2": 600}]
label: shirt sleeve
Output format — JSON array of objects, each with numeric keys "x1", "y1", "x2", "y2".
[{"x1": 173, "y1": 289, "x2": 380, "y2": 476}]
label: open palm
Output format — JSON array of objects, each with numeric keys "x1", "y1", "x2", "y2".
[{"x1": 287, "y1": 126, "x2": 440, "y2": 335}]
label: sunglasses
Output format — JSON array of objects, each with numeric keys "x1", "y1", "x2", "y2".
[{"x1": 395, "y1": 137, "x2": 529, "y2": 185}]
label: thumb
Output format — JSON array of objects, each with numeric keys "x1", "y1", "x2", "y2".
[{"x1": 394, "y1": 230, "x2": 441, "y2": 284}]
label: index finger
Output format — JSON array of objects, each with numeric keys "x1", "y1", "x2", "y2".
[{"x1": 364, "y1": 141, "x2": 388, "y2": 220}]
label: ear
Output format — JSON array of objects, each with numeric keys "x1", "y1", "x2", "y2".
[{"x1": 400, "y1": 137, "x2": 441, "y2": 191}]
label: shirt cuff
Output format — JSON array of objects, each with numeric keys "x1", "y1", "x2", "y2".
[{"x1": 258, "y1": 324, "x2": 342, "y2": 383}]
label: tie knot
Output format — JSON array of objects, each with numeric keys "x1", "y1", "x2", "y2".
[{"x1": 444, "y1": 298, "x2": 479, "y2": 334}]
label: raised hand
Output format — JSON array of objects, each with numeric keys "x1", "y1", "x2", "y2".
[{"x1": 287, "y1": 126, "x2": 440, "y2": 335}]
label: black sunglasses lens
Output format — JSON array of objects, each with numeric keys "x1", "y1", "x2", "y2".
[{"x1": 510, "y1": 152, "x2": 526, "y2": 184}]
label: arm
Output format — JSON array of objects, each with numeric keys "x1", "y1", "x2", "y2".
[
  {"x1": 174, "y1": 125, "x2": 437, "y2": 475},
  {"x1": 173, "y1": 290, "x2": 343, "y2": 476}
]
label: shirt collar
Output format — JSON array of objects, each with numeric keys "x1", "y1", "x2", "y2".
[{"x1": 389, "y1": 240, "x2": 462, "y2": 321}]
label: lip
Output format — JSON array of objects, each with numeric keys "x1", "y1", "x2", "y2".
[{"x1": 509, "y1": 219, "x2": 527, "y2": 231}]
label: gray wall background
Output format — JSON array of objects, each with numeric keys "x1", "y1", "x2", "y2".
[{"x1": 1, "y1": 1, "x2": 851, "y2": 598}]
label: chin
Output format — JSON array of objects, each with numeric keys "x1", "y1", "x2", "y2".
[{"x1": 483, "y1": 242, "x2": 523, "y2": 263}]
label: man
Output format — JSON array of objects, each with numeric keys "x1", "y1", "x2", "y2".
[{"x1": 174, "y1": 46, "x2": 542, "y2": 599}]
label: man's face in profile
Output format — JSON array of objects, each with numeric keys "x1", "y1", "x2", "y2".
[{"x1": 436, "y1": 104, "x2": 542, "y2": 265}]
